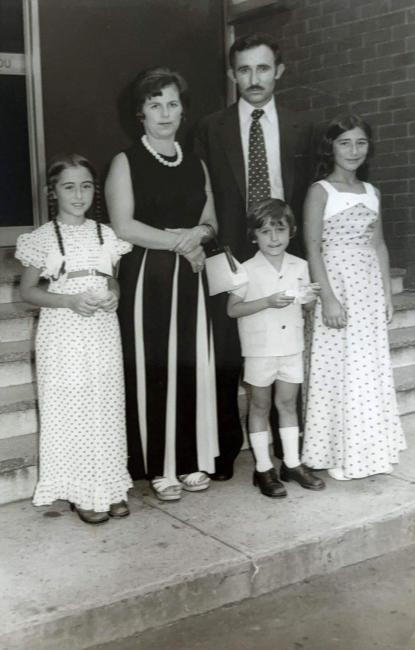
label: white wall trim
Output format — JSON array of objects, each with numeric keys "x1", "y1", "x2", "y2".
[{"x1": 23, "y1": 0, "x2": 47, "y2": 229}]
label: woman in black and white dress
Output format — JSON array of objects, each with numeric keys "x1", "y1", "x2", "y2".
[{"x1": 105, "y1": 67, "x2": 218, "y2": 501}]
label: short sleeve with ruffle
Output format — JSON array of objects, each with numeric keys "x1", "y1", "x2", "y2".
[
  {"x1": 15, "y1": 230, "x2": 48, "y2": 274},
  {"x1": 101, "y1": 224, "x2": 132, "y2": 266}
]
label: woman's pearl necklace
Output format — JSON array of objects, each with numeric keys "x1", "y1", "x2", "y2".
[{"x1": 141, "y1": 135, "x2": 183, "y2": 167}]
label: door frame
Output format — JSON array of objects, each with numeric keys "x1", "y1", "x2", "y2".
[{"x1": 1, "y1": 0, "x2": 46, "y2": 246}]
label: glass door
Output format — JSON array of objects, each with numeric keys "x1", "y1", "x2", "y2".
[{"x1": 0, "y1": 0, "x2": 46, "y2": 246}]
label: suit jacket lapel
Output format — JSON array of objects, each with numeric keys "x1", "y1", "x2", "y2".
[{"x1": 221, "y1": 104, "x2": 246, "y2": 204}]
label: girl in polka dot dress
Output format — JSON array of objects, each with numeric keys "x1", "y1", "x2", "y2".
[
  {"x1": 302, "y1": 114, "x2": 406, "y2": 480},
  {"x1": 16, "y1": 154, "x2": 133, "y2": 524}
]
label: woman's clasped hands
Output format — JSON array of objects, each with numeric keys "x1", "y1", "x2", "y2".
[{"x1": 166, "y1": 226, "x2": 206, "y2": 273}]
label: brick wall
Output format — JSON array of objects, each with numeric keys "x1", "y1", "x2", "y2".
[{"x1": 266, "y1": 0, "x2": 415, "y2": 282}]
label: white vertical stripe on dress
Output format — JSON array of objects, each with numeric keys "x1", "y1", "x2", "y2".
[
  {"x1": 163, "y1": 254, "x2": 179, "y2": 479},
  {"x1": 134, "y1": 249, "x2": 148, "y2": 473},
  {"x1": 196, "y1": 274, "x2": 219, "y2": 473},
  {"x1": 209, "y1": 324, "x2": 219, "y2": 459}
]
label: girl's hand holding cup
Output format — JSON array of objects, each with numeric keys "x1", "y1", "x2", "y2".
[
  {"x1": 267, "y1": 291, "x2": 295, "y2": 309},
  {"x1": 86, "y1": 287, "x2": 118, "y2": 312},
  {"x1": 68, "y1": 292, "x2": 99, "y2": 317},
  {"x1": 98, "y1": 290, "x2": 119, "y2": 312},
  {"x1": 285, "y1": 282, "x2": 321, "y2": 304}
]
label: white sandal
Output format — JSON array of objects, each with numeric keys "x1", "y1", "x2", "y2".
[
  {"x1": 178, "y1": 472, "x2": 210, "y2": 492},
  {"x1": 150, "y1": 477, "x2": 182, "y2": 501}
]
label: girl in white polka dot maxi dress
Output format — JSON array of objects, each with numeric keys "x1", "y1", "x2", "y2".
[
  {"x1": 302, "y1": 114, "x2": 406, "y2": 481},
  {"x1": 16, "y1": 154, "x2": 133, "y2": 524}
]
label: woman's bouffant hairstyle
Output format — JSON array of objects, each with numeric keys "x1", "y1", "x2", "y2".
[
  {"x1": 247, "y1": 198, "x2": 297, "y2": 241},
  {"x1": 229, "y1": 32, "x2": 283, "y2": 70},
  {"x1": 47, "y1": 153, "x2": 103, "y2": 277},
  {"x1": 132, "y1": 66, "x2": 189, "y2": 119},
  {"x1": 315, "y1": 113, "x2": 374, "y2": 181}
]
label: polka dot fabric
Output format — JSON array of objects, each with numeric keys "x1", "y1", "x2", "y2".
[
  {"x1": 302, "y1": 181, "x2": 406, "y2": 479},
  {"x1": 16, "y1": 220, "x2": 133, "y2": 511},
  {"x1": 247, "y1": 109, "x2": 271, "y2": 209}
]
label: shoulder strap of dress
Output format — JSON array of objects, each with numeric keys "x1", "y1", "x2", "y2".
[
  {"x1": 316, "y1": 179, "x2": 332, "y2": 192},
  {"x1": 362, "y1": 181, "x2": 375, "y2": 196}
]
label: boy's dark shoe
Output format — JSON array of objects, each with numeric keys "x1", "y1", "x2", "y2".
[
  {"x1": 280, "y1": 463, "x2": 325, "y2": 490},
  {"x1": 253, "y1": 467, "x2": 287, "y2": 498}
]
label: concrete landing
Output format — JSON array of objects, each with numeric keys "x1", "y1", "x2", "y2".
[
  {"x1": 1, "y1": 440, "x2": 415, "y2": 650},
  {"x1": 93, "y1": 543, "x2": 415, "y2": 650}
]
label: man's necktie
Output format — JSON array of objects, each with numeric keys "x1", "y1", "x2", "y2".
[{"x1": 247, "y1": 108, "x2": 271, "y2": 210}]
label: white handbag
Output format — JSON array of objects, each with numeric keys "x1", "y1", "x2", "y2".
[{"x1": 205, "y1": 245, "x2": 248, "y2": 296}]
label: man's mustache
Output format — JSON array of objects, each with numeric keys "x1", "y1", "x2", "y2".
[{"x1": 247, "y1": 85, "x2": 264, "y2": 91}]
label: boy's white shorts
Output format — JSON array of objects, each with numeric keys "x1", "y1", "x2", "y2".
[{"x1": 244, "y1": 352, "x2": 303, "y2": 387}]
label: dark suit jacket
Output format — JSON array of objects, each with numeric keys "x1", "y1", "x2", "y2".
[{"x1": 195, "y1": 99, "x2": 314, "y2": 261}]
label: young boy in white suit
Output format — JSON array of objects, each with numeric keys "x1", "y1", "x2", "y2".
[{"x1": 227, "y1": 199, "x2": 325, "y2": 497}]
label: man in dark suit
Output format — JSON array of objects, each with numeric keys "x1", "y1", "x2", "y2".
[{"x1": 196, "y1": 33, "x2": 314, "y2": 481}]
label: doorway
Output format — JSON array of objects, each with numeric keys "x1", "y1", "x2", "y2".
[{"x1": 0, "y1": 0, "x2": 46, "y2": 246}]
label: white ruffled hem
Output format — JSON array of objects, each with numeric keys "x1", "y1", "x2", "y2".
[{"x1": 32, "y1": 473, "x2": 133, "y2": 512}]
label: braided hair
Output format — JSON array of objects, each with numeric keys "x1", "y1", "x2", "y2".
[{"x1": 47, "y1": 153, "x2": 104, "y2": 276}]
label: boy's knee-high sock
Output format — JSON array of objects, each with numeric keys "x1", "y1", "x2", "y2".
[
  {"x1": 280, "y1": 426, "x2": 300, "y2": 468},
  {"x1": 249, "y1": 431, "x2": 273, "y2": 472}
]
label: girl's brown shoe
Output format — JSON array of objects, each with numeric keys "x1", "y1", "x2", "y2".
[
  {"x1": 109, "y1": 501, "x2": 130, "y2": 518},
  {"x1": 70, "y1": 503, "x2": 109, "y2": 524}
]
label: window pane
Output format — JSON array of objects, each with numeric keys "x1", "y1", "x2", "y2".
[
  {"x1": 0, "y1": 0, "x2": 24, "y2": 53},
  {"x1": 0, "y1": 76, "x2": 33, "y2": 227}
]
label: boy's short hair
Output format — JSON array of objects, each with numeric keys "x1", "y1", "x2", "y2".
[{"x1": 247, "y1": 198, "x2": 297, "y2": 240}]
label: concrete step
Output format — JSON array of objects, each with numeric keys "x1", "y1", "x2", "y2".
[
  {"x1": 389, "y1": 325, "x2": 415, "y2": 368},
  {"x1": 1, "y1": 440, "x2": 415, "y2": 650},
  {"x1": 0, "y1": 383, "x2": 38, "y2": 440},
  {"x1": 0, "y1": 463, "x2": 37, "y2": 506},
  {"x1": 389, "y1": 291, "x2": 415, "y2": 330},
  {"x1": 0, "y1": 280, "x2": 21, "y2": 305},
  {"x1": 0, "y1": 340, "x2": 35, "y2": 387},
  {"x1": 0, "y1": 249, "x2": 22, "y2": 304},
  {"x1": 390, "y1": 267, "x2": 406, "y2": 295},
  {"x1": 0, "y1": 432, "x2": 37, "y2": 471},
  {"x1": 394, "y1": 364, "x2": 415, "y2": 416},
  {"x1": 401, "y1": 411, "x2": 415, "y2": 436},
  {"x1": 0, "y1": 301, "x2": 38, "y2": 343},
  {"x1": 0, "y1": 383, "x2": 39, "y2": 504}
]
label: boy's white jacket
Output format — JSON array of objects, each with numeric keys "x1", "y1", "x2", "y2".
[{"x1": 232, "y1": 251, "x2": 310, "y2": 357}]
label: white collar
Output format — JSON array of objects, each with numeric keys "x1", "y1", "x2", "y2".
[
  {"x1": 255, "y1": 250, "x2": 293, "y2": 274},
  {"x1": 238, "y1": 97, "x2": 277, "y2": 127}
]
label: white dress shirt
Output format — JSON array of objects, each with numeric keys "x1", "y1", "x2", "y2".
[{"x1": 238, "y1": 97, "x2": 284, "y2": 202}]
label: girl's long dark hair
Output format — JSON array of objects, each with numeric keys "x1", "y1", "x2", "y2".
[
  {"x1": 47, "y1": 154, "x2": 103, "y2": 276},
  {"x1": 314, "y1": 113, "x2": 374, "y2": 182}
]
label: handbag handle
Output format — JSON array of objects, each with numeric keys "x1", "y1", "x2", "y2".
[
  {"x1": 223, "y1": 245, "x2": 237, "y2": 273},
  {"x1": 204, "y1": 226, "x2": 238, "y2": 274}
]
